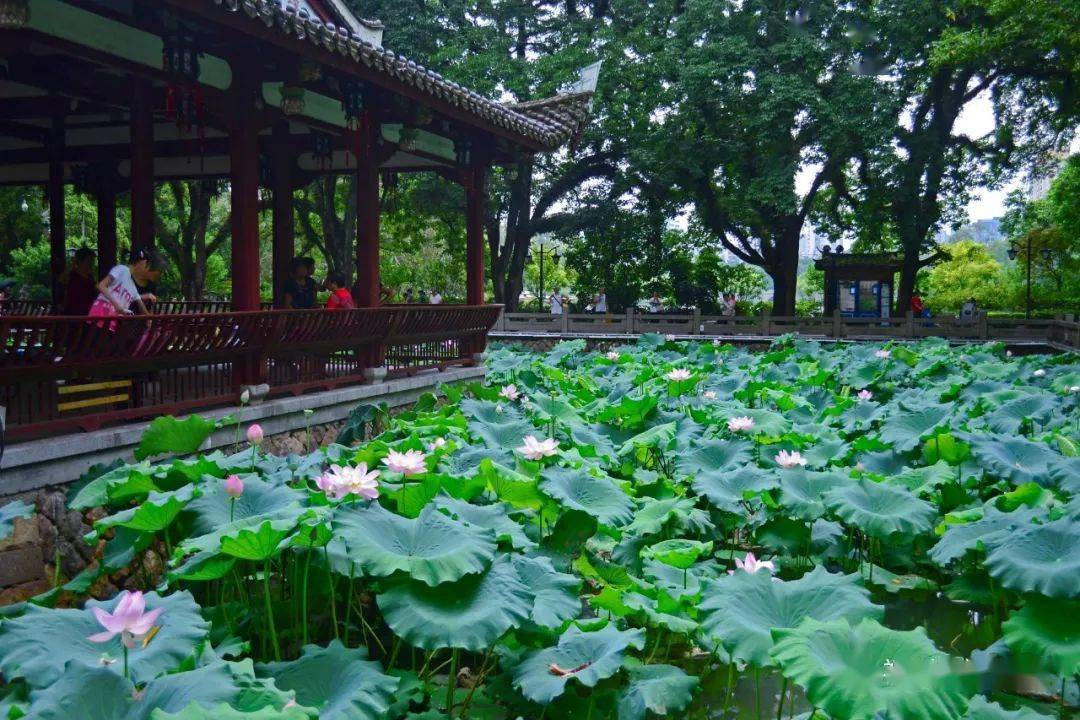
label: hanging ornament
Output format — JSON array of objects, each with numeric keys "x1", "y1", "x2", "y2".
[
  {"x1": 0, "y1": 0, "x2": 29, "y2": 28},
  {"x1": 454, "y1": 138, "x2": 473, "y2": 167},
  {"x1": 398, "y1": 126, "x2": 418, "y2": 152},
  {"x1": 341, "y1": 81, "x2": 366, "y2": 130},
  {"x1": 162, "y1": 30, "x2": 206, "y2": 163},
  {"x1": 300, "y1": 59, "x2": 322, "y2": 83},
  {"x1": 280, "y1": 85, "x2": 306, "y2": 116},
  {"x1": 311, "y1": 132, "x2": 333, "y2": 171}
]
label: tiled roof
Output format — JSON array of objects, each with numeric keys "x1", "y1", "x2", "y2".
[{"x1": 213, "y1": 0, "x2": 593, "y2": 150}]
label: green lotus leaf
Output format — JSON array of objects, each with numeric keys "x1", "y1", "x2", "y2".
[
  {"x1": 470, "y1": 417, "x2": 535, "y2": 450},
  {"x1": 256, "y1": 640, "x2": 399, "y2": 720},
  {"x1": 70, "y1": 461, "x2": 159, "y2": 510},
  {"x1": 984, "y1": 517, "x2": 1080, "y2": 597},
  {"x1": 432, "y1": 494, "x2": 535, "y2": 550},
  {"x1": 693, "y1": 467, "x2": 780, "y2": 513},
  {"x1": 700, "y1": 567, "x2": 881, "y2": 667},
  {"x1": 512, "y1": 554, "x2": 582, "y2": 628},
  {"x1": 0, "y1": 590, "x2": 210, "y2": 688},
  {"x1": 0, "y1": 499, "x2": 34, "y2": 541},
  {"x1": 878, "y1": 404, "x2": 951, "y2": 452},
  {"x1": 929, "y1": 507, "x2": 1038, "y2": 566},
  {"x1": 180, "y1": 478, "x2": 307, "y2": 555},
  {"x1": 622, "y1": 591, "x2": 698, "y2": 634},
  {"x1": 886, "y1": 462, "x2": 956, "y2": 497},
  {"x1": 823, "y1": 479, "x2": 937, "y2": 539},
  {"x1": 982, "y1": 395, "x2": 1059, "y2": 435},
  {"x1": 962, "y1": 696, "x2": 1054, "y2": 720},
  {"x1": 1001, "y1": 597, "x2": 1080, "y2": 676},
  {"x1": 642, "y1": 539, "x2": 712, "y2": 569},
  {"x1": 539, "y1": 467, "x2": 635, "y2": 527},
  {"x1": 151, "y1": 703, "x2": 314, "y2": 720},
  {"x1": 618, "y1": 421, "x2": 677, "y2": 456},
  {"x1": 640, "y1": 558, "x2": 711, "y2": 599},
  {"x1": 675, "y1": 438, "x2": 753, "y2": 477},
  {"x1": 530, "y1": 394, "x2": 584, "y2": 425},
  {"x1": 377, "y1": 556, "x2": 531, "y2": 650},
  {"x1": 770, "y1": 618, "x2": 968, "y2": 720},
  {"x1": 625, "y1": 496, "x2": 714, "y2": 536},
  {"x1": 965, "y1": 434, "x2": 1063, "y2": 486},
  {"x1": 135, "y1": 414, "x2": 217, "y2": 461},
  {"x1": 478, "y1": 459, "x2": 547, "y2": 510},
  {"x1": 219, "y1": 518, "x2": 295, "y2": 561},
  {"x1": 512, "y1": 623, "x2": 646, "y2": 703},
  {"x1": 94, "y1": 485, "x2": 196, "y2": 536},
  {"x1": 616, "y1": 664, "x2": 698, "y2": 720},
  {"x1": 333, "y1": 503, "x2": 496, "y2": 586},
  {"x1": 596, "y1": 393, "x2": 658, "y2": 429},
  {"x1": 778, "y1": 469, "x2": 849, "y2": 521},
  {"x1": 169, "y1": 550, "x2": 237, "y2": 582}
]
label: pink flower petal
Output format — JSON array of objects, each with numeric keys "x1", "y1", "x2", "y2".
[
  {"x1": 87, "y1": 630, "x2": 118, "y2": 643},
  {"x1": 92, "y1": 606, "x2": 125, "y2": 633},
  {"x1": 129, "y1": 606, "x2": 165, "y2": 635}
]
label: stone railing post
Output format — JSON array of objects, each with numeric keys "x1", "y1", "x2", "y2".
[
  {"x1": 692, "y1": 308, "x2": 702, "y2": 335},
  {"x1": 832, "y1": 309, "x2": 841, "y2": 338},
  {"x1": 626, "y1": 307, "x2": 635, "y2": 335},
  {"x1": 761, "y1": 308, "x2": 771, "y2": 336},
  {"x1": 905, "y1": 311, "x2": 914, "y2": 337},
  {"x1": 978, "y1": 311, "x2": 988, "y2": 340},
  {"x1": 560, "y1": 310, "x2": 569, "y2": 334}
]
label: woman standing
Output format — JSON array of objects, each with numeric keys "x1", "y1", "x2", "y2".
[{"x1": 89, "y1": 248, "x2": 163, "y2": 319}]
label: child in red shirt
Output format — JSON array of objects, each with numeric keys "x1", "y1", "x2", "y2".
[{"x1": 325, "y1": 272, "x2": 356, "y2": 310}]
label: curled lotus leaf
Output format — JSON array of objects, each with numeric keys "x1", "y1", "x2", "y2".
[
  {"x1": 984, "y1": 517, "x2": 1080, "y2": 598},
  {"x1": 823, "y1": 478, "x2": 937, "y2": 540},
  {"x1": 1000, "y1": 597, "x2": 1080, "y2": 677},
  {"x1": 538, "y1": 466, "x2": 635, "y2": 527},
  {"x1": 616, "y1": 664, "x2": 699, "y2": 720},
  {"x1": 512, "y1": 623, "x2": 646, "y2": 703},
  {"x1": 693, "y1": 467, "x2": 780, "y2": 513},
  {"x1": 929, "y1": 507, "x2": 1039, "y2": 567}
]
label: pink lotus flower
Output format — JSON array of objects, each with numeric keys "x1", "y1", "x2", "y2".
[
  {"x1": 88, "y1": 591, "x2": 164, "y2": 648},
  {"x1": 427, "y1": 437, "x2": 448, "y2": 452},
  {"x1": 316, "y1": 463, "x2": 380, "y2": 500},
  {"x1": 224, "y1": 474, "x2": 244, "y2": 499},
  {"x1": 857, "y1": 389, "x2": 873, "y2": 401},
  {"x1": 667, "y1": 368, "x2": 692, "y2": 382},
  {"x1": 517, "y1": 435, "x2": 559, "y2": 460},
  {"x1": 246, "y1": 423, "x2": 264, "y2": 444},
  {"x1": 874, "y1": 349, "x2": 891, "y2": 359},
  {"x1": 774, "y1": 449, "x2": 807, "y2": 468},
  {"x1": 733, "y1": 552, "x2": 775, "y2": 575},
  {"x1": 728, "y1": 416, "x2": 755, "y2": 432},
  {"x1": 703, "y1": 390, "x2": 718, "y2": 400},
  {"x1": 381, "y1": 449, "x2": 428, "y2": 476},
  {"x1": 606, "y1": 351, "x2": 620, "y2": 362},
  {"x1": 499, "y1": 384, "x2": 520, "y2": 401}
]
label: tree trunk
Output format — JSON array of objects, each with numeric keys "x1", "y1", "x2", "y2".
[
  {"x1": 769, "y1": 226, "x2": 800, "y2": 316},
  {"x1": 896, "y1": 248, "x2": 920, "y2": 317}
]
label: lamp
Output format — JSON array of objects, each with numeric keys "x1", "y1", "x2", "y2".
[
  {"x1": 1007, "y1": 247, "x2": 1018, "y2": 261},
  {"x1": 279, "y1": 85, "x2": 306, "y2": 116},
  {"x1": 552, "y1": 251, "x2": 561, "y2": 265}
]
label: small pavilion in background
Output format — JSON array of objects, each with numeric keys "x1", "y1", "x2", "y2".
[
  {"x1": 815, "y1": 250, "x2": 904, "y2": 319},
  {"x1": 0, "y1": 0, "x2": 593, "y2": 440}
]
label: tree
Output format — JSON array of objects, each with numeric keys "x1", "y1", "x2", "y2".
[
  {"x1": 924, "y1": 239, "x2": 1006, "y2": 311},
  {"x1": 154, "y1": 181, "x2": 231, "y2": 299}
]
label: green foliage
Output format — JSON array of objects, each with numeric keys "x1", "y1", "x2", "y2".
[{"x1": 925, "y1": 240, "x2": 1006, "y2": 312}]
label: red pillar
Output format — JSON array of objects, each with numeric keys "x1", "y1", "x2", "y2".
[
  {"x1": 354, "y1": 122, "x2": 381, "y2": 308},
  {"x1": 465, "y1": 163, "x2": 487, "y2": 306},
  {"x1": 129, "y1": 80, "x2": 155, "y2": 252},
  {"x1": 96, "y1": 185, "x2": 117, "y2": 276},
  {"x1": 229, "y1": 94, "x2": 261, "y2": 312},
  {"x1": 271, "y1": 122, "x2": 294, "y2": 308},
  {"x1": 48, "y1": 114, "x2": 66, "y2": 310}
]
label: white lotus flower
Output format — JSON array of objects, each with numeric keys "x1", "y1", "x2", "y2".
[
  {"x1": 667, "y1": 368, "x2": 692, "y2": 382},
  {"x1": 665, "y1": 334, "x2": 676, "y2": 342},
  {"x1": 1032, "y1": 369, "x2": 1046, "y2": 378},
  {"x1": 606, "y1": 351, "x2": 620, "y2": 362},
  {"x1": 774, "y1": 449, "x2": 807, "y2": 468},
  {"x1": 732, "y1": 552, "x2": 775, "y2": 575},
  {"x1": 427, "y1": 437, "x2": 448, "y2": 452},
  {"x1": 1070, "y1": 385, "x2": 1080, "y2": 393},
  {"x1": 703, "y1": 390, "x2": 718, "y2": 400},
  {"x1": 316, "y1": 463, "x2": 380, "y2": 500},
  {"x1": 517, "y1": 435, "x2": 559, "y2": 460},
  {"x1": 857, "y1": 389, "x2": 873, "y2": 401},
  {"x1": 728, "y1": 416, "x2": 755, "y2": 432},
  {"x1": 712, "y1": 338, "x2": 722, "y2": 347},
  {"x1": 499, "y1": 384, "x2": 520, "y2": 401},
  {"x1": 874, "y1": 349, "x2": 891, "y2": 359},
  {"x1": 1006, "y1": 350, "x2": 1013, "y2": 357},
  {"x1": 381, "y1": 449, "x2": 428, "y2": 476}
]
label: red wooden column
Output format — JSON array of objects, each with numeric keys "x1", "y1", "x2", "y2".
[
  {"x1": 271, "y1": 122, "x2": 294, "y2": 308},
  {"x1": 229, "y1": 76, "x2": 262, "y2": 312},
  {"x1": 354, "y1": 120, "x2": 381, "y2": 308},
  {"x1": 48, "y1": 113, "x2": 66, "y2": 309},
  {"x1": 95, "y1": 184, "x2": 117, "y2": 275},
  {"x1": 129, "y1": 80, "x2": 155, "y2": 252},
  {"x1": 465, "y1": 162, "x2": 487, "y2": 306}
]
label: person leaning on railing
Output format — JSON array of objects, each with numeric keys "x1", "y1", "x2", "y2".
[
  {"x1": 324, "y1": 272, "x2": 356, "y2": 310},
  {"x1": 89, "y1": 249, "x2": 166, "y2": 321}
]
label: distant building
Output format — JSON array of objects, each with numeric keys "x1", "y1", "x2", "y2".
[{"x1": 1028, "y1": 149, "x2": 1069, "y2": 200}]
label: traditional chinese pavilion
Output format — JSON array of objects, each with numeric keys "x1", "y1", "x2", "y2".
[
  {"x1": 0, "y1": 0, "x2": 592, "y2": 439},
  {"x1": 815, "y1": 250, "x2": 904, "y2": 318}
]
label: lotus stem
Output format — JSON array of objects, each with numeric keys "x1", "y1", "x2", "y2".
[
  {"x1": 387, "y1": 637, "x2": 402, "y2": 668},
  {"x1": 122, "y1": 644, "x2": 129, "y2": 679},
  {"x1": 722, "y1": 662, "x2": 735, "y2": 715},
  {"x1": 777, "y1": 675, "x2": 788, "y2": 720},
  {"x1": 754, "y1": 666, "x2": 762, "y2": 720},
  {"x1": 586, "y1": 691, "x2": 596, "y2": 720},
  {"x1": 344, "y1": 566, "x2": 354, "y2": 646},
  {"x1": 229, "y1": 498, "x2": 236, "y2": 523},
  {"x1": 445, "y1": 648, "x2": 459, "y2": 716},
  {"x1": 301, "y1": 550, "x2": 311, "y2": 647},
  {"x1": 323, "y1": 545, "x2": 339, "y2": 641},
  {"x1": 262, "y1": 558, "x2": 281, "y2": 661}
]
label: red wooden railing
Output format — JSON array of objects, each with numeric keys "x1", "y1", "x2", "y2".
[{"x1": 0, "y1": 305, "x2": 500, "y2": 439}]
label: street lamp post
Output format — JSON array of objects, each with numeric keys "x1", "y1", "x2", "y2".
[
  {"x1": 1008, "y1": 235, "x2": 1033, "y2": 319},
  {"x1": 527, "y1": 242, "x2": 560, "y2": 311}
]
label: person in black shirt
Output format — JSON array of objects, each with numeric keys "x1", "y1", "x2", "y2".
[{"x1": 282, "y1": 257, "x2": 317, "y2": 309}]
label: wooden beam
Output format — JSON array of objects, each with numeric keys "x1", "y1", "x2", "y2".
[
  {"x1": 271, "y1": 121, "x2": 295, "y2": 308},
  {"x1": 229, "y1": 58, "x2": 262, "y2": 313}
]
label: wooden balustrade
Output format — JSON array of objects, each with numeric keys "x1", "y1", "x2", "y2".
[{"x1": 0, "y1": 305, "x2": 500, "y2": 439}]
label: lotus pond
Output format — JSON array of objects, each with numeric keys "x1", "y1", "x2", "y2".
[{"x1": 1, "y1": 335, "x2": 1078, "y2": 720}]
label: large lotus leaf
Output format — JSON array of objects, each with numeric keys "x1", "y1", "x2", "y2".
[
  {"x1": 929, "y1": 507, "x2": 1039, "y2": 566},
  {"x1": 94, "y1": 485, "x2": 195, "y2": 536},
  {"x1": 70, "y1": 461, "x2": 159, "y2": 510},
  {"x1": 0, "y1": 499, "x2": 34, "y2": 541},
  {"x1": 1001, "y1": 597, "x2": 1080, "y2": 676},
  {"x1": 150, "y1": 703, "x2": 313, "y2": 719},
  {"x1": 0, "y1": 590, "x2": 209, "y2": 688},
  {"x1": 530, "y1": 394, "x2": 584, "y2": 425},
  {"x1": 886, "y1": 462, "x2": 956, "y2": 497},
  {"x1": 770, "y1": 618, "x2": 967, "y2": 720},
  {"x1": 24, "y1": 664, "x2": 134, "y2": 720},
  {"x1": 965, "y1": 434, "x2": 1062, "y2": 486},
  {"x1": 642, "y1": 539, "x2": 712, "y2": 570},
  {"x1": 616, "y1": 664, "x2": 698, "y2": 720},
  {"x1": 675, "y1": 438, "x2": 753, "y2": 477},
  {"x1": 778, "y1": 469, "x2": 849, "y2": 521},
  {"x1": 617, "y1": 421, "x2": 677, "y2": 456},
  {"x1": 512, "y1": 554, "x2": 582, "y2": 628},
  {"x1": 985, "y1": 517, "x2": 1080, "y2": 597},
  {"x1": 801, "y1": 438, "x2": 850, "y2": 468},
  {"x1": 256, "y1": 641, "x2": 399, "y2": 720},
  {"x1": 432, "y1": 494, "x2": 534, "y2": 550},
  {"x1": 878, "y1": 404, "x2": 951, "y2": 452},
  {"x1": 823, "y1": 479, "x2": 937, "y2": 539},
  {"x1": 440, "y1": 444, "x2": 510, "y2": 478},
  {"x1": 982, "y1": 395, "x2": 1059, "y2": 435},
  {"x1": 135, "y1": 414, "x2": 217, "y2": 461},
  {"x1": 377, "y1": 555, "x2": 531, "y2": 650},
  {"x1": 962, "y1": 696, "x2": 1053, "y2": 720},
  {"x1": 219, "y1": 518, "x2": 295, "y2": 561},
  {"x1": 640, "y1": 558, "x2": 713, "y2": 600},
  {"x1": 460, "y1": 398, "x2": 519, "y2": 425},
  {"x1": 180, "y1": 478, "x2": 306, "y2": 555},
  {"x1": 539, "y1": 466, "x2": 634, "y2": 527},
  {"x1": 693, "y1": 467, "x2": 780, "y2": 513},
  {"x1": 333, "y1": 503, "x2": 496, "y2": 586},
  {"x1": 624, "y1": 496, "x2": 713, "y2": 536},
  {"x1": 469, "y1": 417, "x2": 535, "y2": 451},
  {"x1": 512, "y1": 623, "x2": 646, "y2": 703},
  {"x1": 699, "y1": 567, "x2": 881, "y2": 667}
]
